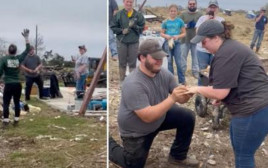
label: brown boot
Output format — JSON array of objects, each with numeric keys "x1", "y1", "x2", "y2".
[
  {"x1": 119, "y1": 68, "x2": 126, "y2": 82},
  {"x1": 129, "y1": 67, "x2": 136, "y2": 73},
  {"x1": 256, "y1": 47, "x2": 260, "y2": 53}
]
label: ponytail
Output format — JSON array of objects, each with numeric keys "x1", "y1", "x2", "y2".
[{"x1": 220, "y1": 21, "x2": 234, "y2": 39}]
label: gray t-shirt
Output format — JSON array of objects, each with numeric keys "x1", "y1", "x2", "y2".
[
  {"x1": 118, "y1": 67, "x2": 178, "y2": 137},
  {"x1": 209, "y1": 39, "x2": 268, "y2": 117},
  {"x1": 22, "y1": 54, "x2": 42, "y2": 77},
  {"x1": 75, "y1": 55, "x2": 89, "y2": 75},
  {"x1": 180, "y1": 11, "x2": 202, "y2": 44}
]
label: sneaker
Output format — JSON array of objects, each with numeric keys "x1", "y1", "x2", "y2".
[
  {"x1": 1, "y1": 122, "x2": 9, "y2": 130},
  {"x1": 13, "y1": 120, "x2": 19, "y2": 127},
  {"x1": 168, "y1": 155, "x2": 199, "y2": 167}
]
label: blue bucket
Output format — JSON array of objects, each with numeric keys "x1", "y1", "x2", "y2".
[{"x1": 43, "y1": 87, "x2": 50, "y2": 97}]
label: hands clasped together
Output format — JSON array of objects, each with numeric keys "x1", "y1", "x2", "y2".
[
  {"x1": 170, "y1": 85, "x2": 200, "y2": 104},
  {"x1": 122, "y1": 19, "x2": 137, "y2": 35}
]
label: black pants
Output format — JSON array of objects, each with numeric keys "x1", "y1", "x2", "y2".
[
  {"x1": 25, "y1": 75, "x2": 43, "y2": 100},
  {"x1": 109, "y1": 105, "x2": 196, "y2": 168},
  {"x1": 3, "y1": 83, "x2": 22, "y2": 119}
]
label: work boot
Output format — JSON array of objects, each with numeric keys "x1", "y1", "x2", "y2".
[
  {"x1": 129, "y1": 67, "x2": 136, "y2": 73},
  {"x1": 256, "y1": 47, "x2": 260, "y2": 53},
  {"x1": 168, "y1": 155, "x2": 199, "y2": 167},
  {"x1": 250, "y1": 44, "x2": 254, "y2": 50},
  {"x1": 1, "y1": 122, "x2": 9, "y2": 130},
  {"x1": 13, "y1": 120, "x2": 19, "y2": 127},
  {"x1": 119, "y1": 68, "x2": 126, "y2": 82}
]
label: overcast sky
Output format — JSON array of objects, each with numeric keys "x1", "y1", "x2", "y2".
[
  {"x1": 0, "y1": 0, "x2": 107, "y2": 60},
  {"x1": 119, "y1": 0, "x2": 267, "y2": 11}
]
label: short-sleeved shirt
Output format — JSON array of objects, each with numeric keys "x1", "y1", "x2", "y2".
[
  {"x1": 209, "y1": 39, "x2": 268, "y2": 117},
  {"x1": 255, "y1": 14, "x2": 268, "y2": 30},
  {"x1": 180, "y1": 11, "x2": 202, "y2": 43},
  {"x1": 75, "y1": 55, "x2": 89, "y2": 75},
  {"x1": 118, "y1": 67, "x2": 178, "y2": 137},
  {"x1": 195, "y1": 15, "x2": 225, "y2": 53},
  {"x1": 109, "y1": 0, "x2": 118, "y2": 25},
  {"x1": 161, "y1": 17, "x2": 185, "y2": 36},
  {"x1": 22, "y1": 54, "x2": 42, "y2": 77}
]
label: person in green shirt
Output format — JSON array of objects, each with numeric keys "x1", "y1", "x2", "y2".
[
  {"x1": 110, "y1": 0, "x2": 145, "y2": 82},
  {"x1": 0, "y1": 29, "x2": 30, "y2": 129}
]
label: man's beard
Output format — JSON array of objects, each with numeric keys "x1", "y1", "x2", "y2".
[
  {"x1": 188, "y1": 7, "x2": 197, "y2": 12},
  {"x1": 145, "y1": 59, "x2": 161, "y2": 74}
]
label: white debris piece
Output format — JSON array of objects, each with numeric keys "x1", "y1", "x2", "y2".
[
  {"x1": 204, "y1": 141, "x2": 209, "y2": 147},
  {"x1": 207, "y1": 159, "x2": 217, "y2": 165},
  {"x1": 262, "y1": 148, "x2": 268, "y2": 155},
  {"x1": 200, "y1": 127, "x2": 209, "y2": 131}
]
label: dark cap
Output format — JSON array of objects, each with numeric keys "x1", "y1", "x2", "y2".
[
  {"x1": 208, "y1": 0, "x2": 218, "y2": 7},
  {"x1": 138, "y1": 39, "x2": 167, "y2": 59},
  {"x1": 78, "y1": 45, "x2": 87, "y2": 51},
  {"x1": 191, "y1": 19, "x2": 224, "y2": 44},
  {"x1": 261, "y1": 7, "x2": 266, "y2": 11}
]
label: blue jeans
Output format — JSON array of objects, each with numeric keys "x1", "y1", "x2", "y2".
[
  {"x1": 76, "y1": 73, "x2": 88, "y2": 92},
  {"x1": 196, "y1": 50, "x2": 213, "y2": 85},
  {"x1": 230, "y1": 105, "x2": 268, "y2": 168},
  {"x1": 250, "y1": 29, "x2": 264, "y2": 49},
  {"x1": 163, "y1": 40, "x2": 185, "y2": 84},
  {"x1": 181, "y1": 43, "x2": 199, "y2": 75},
  {"x1": 109, "y1": 105, "x2": 195, "y2": 168},
  {"x1": 109, "y1": 28, "x2": 118, "y2": 57}
]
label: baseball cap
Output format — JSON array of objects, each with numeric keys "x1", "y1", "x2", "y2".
[
  {"x1": 261, "y1": 7, "x2": 266, "y2": 11},
  {"x1": 138, "y1": 39, "x2": 167, "y2": 59},
  {"x1": 30, "y1": 45, "x2": 35, "y2": 50},
  {"x1": 78, "y1": 45, "x2": 87, "y2": 51},
  {"x1": 208, "y1": 0, "x2": 218, "y2": 7},
  {"x1": 191, "y1": 19, "x2": 224, "y2": 44}
]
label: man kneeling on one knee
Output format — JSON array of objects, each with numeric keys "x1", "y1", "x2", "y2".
[{"x1": 109, "y1": 39, "x2": 199, "y2": 168}]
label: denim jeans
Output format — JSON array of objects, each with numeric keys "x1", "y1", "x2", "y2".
[
  {"x1": 109, "y1": 105, "x2": 195, "y2": 168},
  {"x1": 250, "y1": 29, "x2": 265, "y2": 49},
  {"x1": 230, "y1": 105, "x2": 268, "y2": 168},
  {"x1": 163, "y1": 40, "x2": 185, "y2": 84},
  {"x1": 76, "y1": 73, "x2": 88, "y2": 92},
  {"x1": 181, "y1": 43, "x2": 199, "y2": 76},
  {"x1": 196, "y1": 50, "x2": 213, "y2": 85},
  {"x1": 109, "y1": 28, "x2": 118, "y2": 57}
]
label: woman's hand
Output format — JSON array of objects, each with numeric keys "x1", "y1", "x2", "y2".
[
  {"x1": 186, "y1": 86, "x2": 199, "y2": 94},
  {"x1": 165, "y1": 34, "x2": 172, "y2": 40},
  {"x1": 173, "y1": 35, "x2": 179, "y2": 41},
  {"x1": 212, "y1": 99, "x2": 221, "y2": 106}
]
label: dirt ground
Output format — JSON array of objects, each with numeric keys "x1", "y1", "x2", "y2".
[{"x1": 109, "y1": 10, "x2": 268, "y2": 168}]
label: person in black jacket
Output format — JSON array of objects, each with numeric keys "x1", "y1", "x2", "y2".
[{"x1": 110, "y1": 0, "x2": 145, "y2": 82}]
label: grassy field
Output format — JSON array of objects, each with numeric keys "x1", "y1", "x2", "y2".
[{"x1": 0, "y1": 98, "x2": 106, "y2": 168}]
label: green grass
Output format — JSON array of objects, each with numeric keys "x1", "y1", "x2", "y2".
[{"x1": 0, "y1": 98, "x2": 106, "y2": 168}]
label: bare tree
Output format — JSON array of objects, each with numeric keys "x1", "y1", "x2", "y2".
[
  {"x1": 0, "y1": 38, "x2": 7, "y2": 56},
  {"x1": 30, "y1": 34, "x2": 45, "y2": 55}
]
